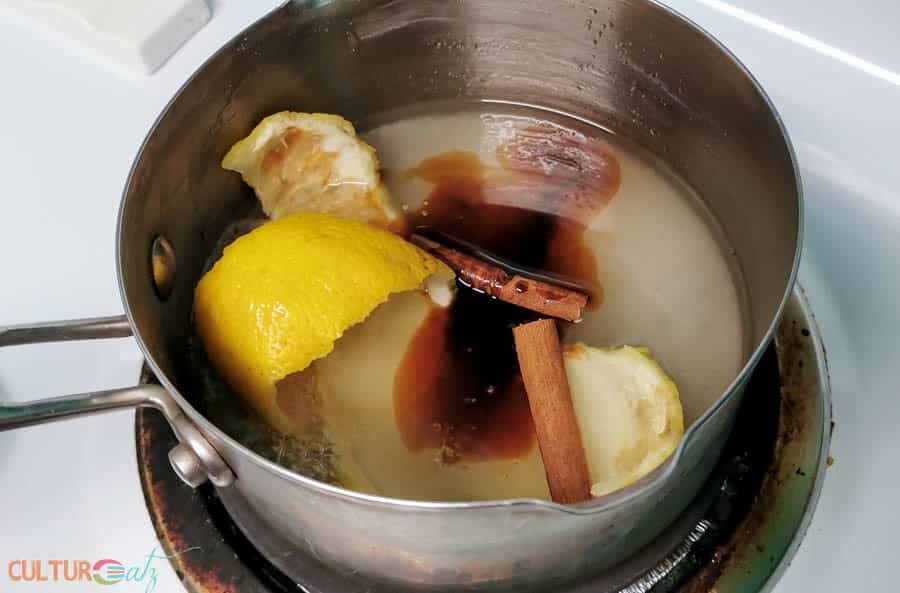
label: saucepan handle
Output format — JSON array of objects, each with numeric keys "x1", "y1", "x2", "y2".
[
  {"x1": 0, "y1": 315, "x2": 132, "y2": 346},
  {"x1": 0, "y1": 315, "x2": 234, "y2": 488}
]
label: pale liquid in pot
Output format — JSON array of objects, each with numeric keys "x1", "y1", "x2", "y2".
[
  {"x1": 362, "y1": 103, "x2": 747, "y2": 427},
  {"x1": 194, "y1": 102, "x2": 747, "y2": 498}
]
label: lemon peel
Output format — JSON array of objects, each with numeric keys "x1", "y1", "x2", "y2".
[
  {"x1": 194, "y1": 211, "x2": 449, "y2": 432},
  {"x1": 563, "y1": 344, "x2": 685, "y2": 497},
  {"x1": 222, "y1": 111, "x2": 398, "y2": 227}
]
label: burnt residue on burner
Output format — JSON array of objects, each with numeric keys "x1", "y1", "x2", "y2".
[
  {"x1": 670, "y1": 303, "x2": 827, "y2": 592},
  {"x1": 658, "y1": 345, "x2": 782, "y2": 593},
  {"x1": 136, "y1": 367, "x2": 303, "y2": 593}
]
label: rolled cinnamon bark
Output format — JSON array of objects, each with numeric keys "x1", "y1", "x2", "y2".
[
  {"x1": 410, "y1": 234, "x2": 589, "y2": 322},
  {"x1": 513, "y1": 319, "x2": 592, "y2": 504}
]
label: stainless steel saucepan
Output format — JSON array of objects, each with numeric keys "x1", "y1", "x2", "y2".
[{"x1": 0, "y1": 0, "x2": 800, "y2": 590}]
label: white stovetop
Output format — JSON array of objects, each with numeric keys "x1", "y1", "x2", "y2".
[{"x1": 1, "y1": 1, "x2": 898, "y2": 592}]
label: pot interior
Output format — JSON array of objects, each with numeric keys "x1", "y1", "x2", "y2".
[{"x1": 118, "y1": 0, "x2": 799, "y2": 483}]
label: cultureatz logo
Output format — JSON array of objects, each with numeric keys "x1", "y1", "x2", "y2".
[{"x1": 6, "y1": 547, "x2": 184, "y2": 593}]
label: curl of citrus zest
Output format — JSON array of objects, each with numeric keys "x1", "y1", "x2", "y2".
[
  {"x1": 194, "y1": 212, "x2": 449, "y2": 432},
  {"x1": 221, "y1": 111, "x2": 397, "y2": 227},
  {"x1": 563, "y1": 344, "x2": 685, "y2": 497}
]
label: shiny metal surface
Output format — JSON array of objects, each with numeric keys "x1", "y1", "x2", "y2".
[
  {"x1": 0, "y1": 0, "x2": 801, "y2": 590},
  {"x1": 0, "y1": 318, "x2": 233, "y2": 487},
  {"x1": 115, "y1": 0, "x2": 799, "y2": 588},
  {"x1": 168, "y1": 442, "x2": 208, "y2": 488},
  {"x1": 151, "y1": 235, "x2": 178, "y2": 300},
  {"x1": 0, "y1": 314, "x2": 131, "y2": 346}
]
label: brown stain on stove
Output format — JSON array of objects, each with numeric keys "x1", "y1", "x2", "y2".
[
  {"x1": 138, "y1": 418, "x2": 238, "y2": 593},
  {"x1": 394, "y1": 127, "x2": 620, "y2": 462},
  {"x1": 136, "y1": 367, "x2": 246, "y2": 593},
  {"x1": 678, "y1": 312, "x2": 824, "y2": 592}
]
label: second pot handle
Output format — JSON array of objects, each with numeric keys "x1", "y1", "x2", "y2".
[
  {"x1": 0, "y1": 315, "x2": 234, "y2": 488},
  {"x1": 0, "y1": 315, "x2": 132, "y2": 346}
]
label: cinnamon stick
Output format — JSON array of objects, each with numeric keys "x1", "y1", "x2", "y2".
[
  {"x1": 410, "y1": 234, "x2": 589, "y2": 322},
  {"x1": 513, "y1": 319, "x2": 592, "y2": 504}
]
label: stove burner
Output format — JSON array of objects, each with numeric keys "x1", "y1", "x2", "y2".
[{"x1": 136, "y1": 290, "x2": 830, "y2": 593}]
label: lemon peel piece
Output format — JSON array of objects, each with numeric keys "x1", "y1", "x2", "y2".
[
  {"x1": 194, "y1": 211, "x2": 449, "y2": 432},
  {"x1": 222, "y1": 111, "x2": 398, "y2": 227},
  {"x1": 563, "y1": 344, "x2": 685, "y2": 497}
]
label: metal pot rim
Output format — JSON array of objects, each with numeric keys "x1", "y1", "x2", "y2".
[{"x1": 116, "y1": 0, "x2": 803, "y2": 514}]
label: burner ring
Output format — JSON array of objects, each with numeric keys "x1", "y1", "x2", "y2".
[{"x1": 136, "y1": 287, "x2": 831, "y2": 593}]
